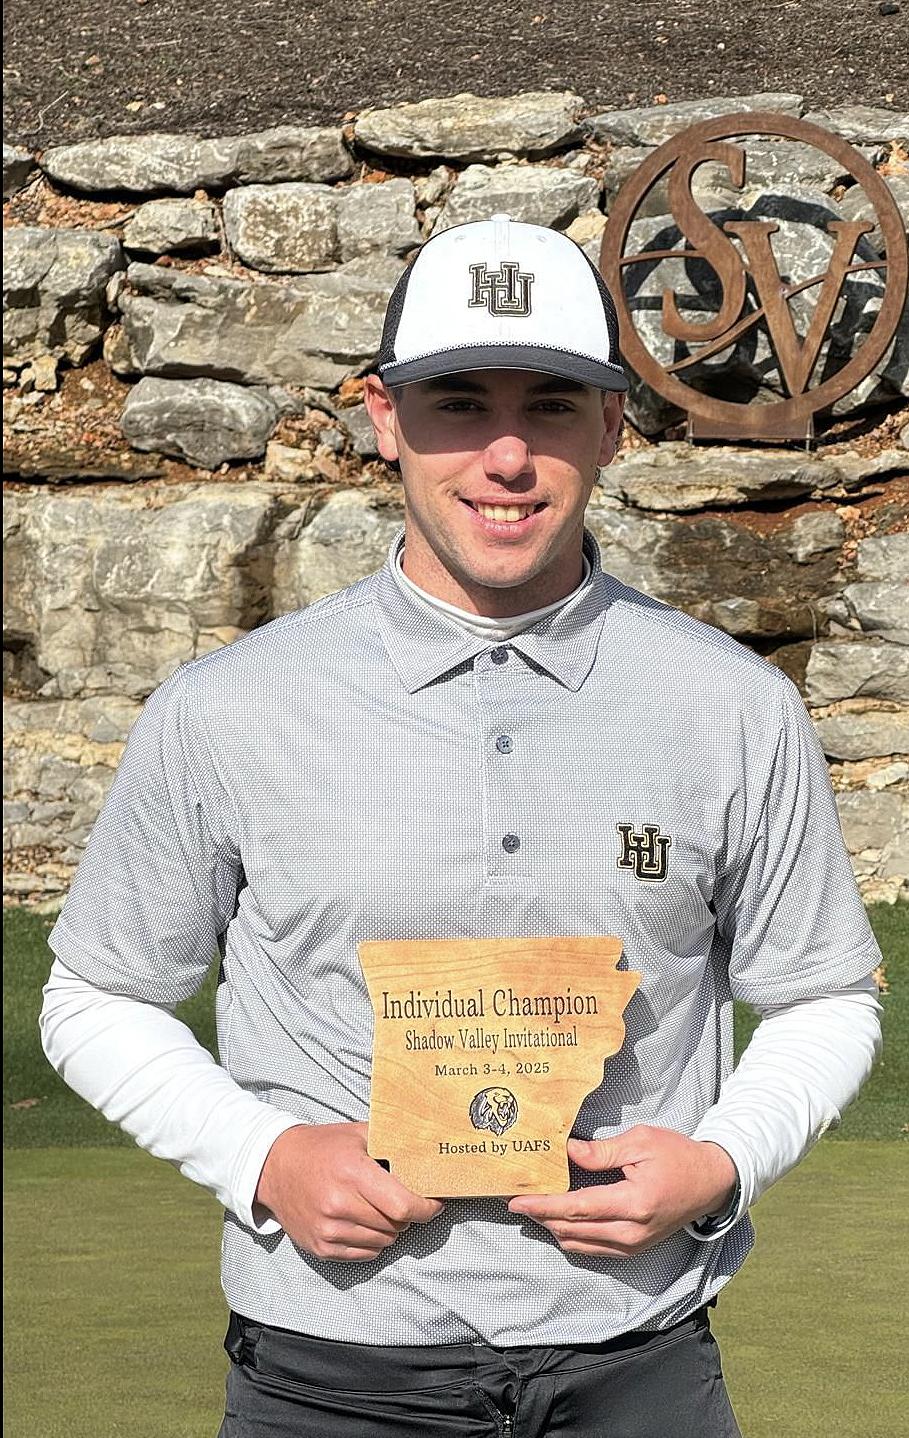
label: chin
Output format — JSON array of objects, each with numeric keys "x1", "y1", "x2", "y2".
[{"x1": 464, "y1": 560, "x2": 539, "y2": 590}]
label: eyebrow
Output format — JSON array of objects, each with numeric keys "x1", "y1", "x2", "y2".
[{"x1": 423, "y1": 376, "x2": 588, "y2": 396}]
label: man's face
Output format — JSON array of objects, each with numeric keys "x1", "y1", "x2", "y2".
[{"x1": 363, "y1": 369, "x2": 624, "y2": 615}]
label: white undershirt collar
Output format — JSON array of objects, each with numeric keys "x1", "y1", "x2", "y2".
[{"x1": 392, "y1": 550, "x2": 592, "y2": 643}]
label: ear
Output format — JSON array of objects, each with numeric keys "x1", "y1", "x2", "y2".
[
  {"x1": 363, "y1": 375, "x2": 400, "y2": 464},
  {"x1": 597, "y1": 392, "x2": 625, "y2": 469}
]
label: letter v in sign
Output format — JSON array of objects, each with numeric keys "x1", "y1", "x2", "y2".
[{"x1": 722, "y1": 218, "x2": 874, "y2": 396}]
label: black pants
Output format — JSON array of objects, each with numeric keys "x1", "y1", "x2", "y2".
[{"x1": 219, "y1": 1307, "x2": 742, "y2": 1437}]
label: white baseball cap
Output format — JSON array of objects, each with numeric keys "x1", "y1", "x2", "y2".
[{"x1": 375, "y1": 214, "x2": 628, "y2": 392}]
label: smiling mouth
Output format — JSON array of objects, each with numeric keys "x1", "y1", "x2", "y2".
[{"x1": 463, "y1": 501, "x2": 547, "y2": 523}]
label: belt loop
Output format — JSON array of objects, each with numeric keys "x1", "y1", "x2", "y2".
[{"x1": 224, "y1": 1312, "x2": 261, "y2": 1369}]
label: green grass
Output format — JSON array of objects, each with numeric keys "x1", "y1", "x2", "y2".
[
  {"x1": 714, "y1": 1139, "x2": 909, "y2": 1437},
  {"x1": 6, "y1": 903, "x2": 906, "y2": 1146},
  {"x1": 4, "y1": 1140, "x2": 907, "y2": 1437},
  {"x1": 4, "y1": 1148, "x2": 227, "y2": 1438}
]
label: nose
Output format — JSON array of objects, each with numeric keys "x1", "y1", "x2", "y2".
[{"x1": 482, "y1": 433, "x2": 534, "y2": 485}]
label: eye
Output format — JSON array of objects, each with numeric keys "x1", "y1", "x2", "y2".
[
  {"x1": 437, "y1": 398, "x2": 484, "y2": 412},
  {"x1": 532, "y1": 399, "x2": 575, "y2": 413}
]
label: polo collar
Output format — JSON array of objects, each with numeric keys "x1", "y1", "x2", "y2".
[{"x1": 374, "y1": 530, "x2": 619, "y2": 693}]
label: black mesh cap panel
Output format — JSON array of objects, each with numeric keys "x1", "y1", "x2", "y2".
[
  {"x1": 374, "y1": 261, "x2": 416, "y2": 373},
  {"x1": 578, "y1": 247, "x2": 623, "y2": 371}
]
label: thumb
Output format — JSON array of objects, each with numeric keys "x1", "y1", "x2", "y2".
[
  {"x1": 567, "y1": 1133, "x2": 634, "y2": 1173},
  {"x1": 378, "y1": 1169, "x2": 445, "y2": 1224},
  {"x1": 409, "y1": 1195, "x2": 446, "y2": 1223}
]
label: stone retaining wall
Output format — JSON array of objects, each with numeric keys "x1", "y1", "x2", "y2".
[{"x1": 4, "y1": 91, "x2": 909, "y2": 903}]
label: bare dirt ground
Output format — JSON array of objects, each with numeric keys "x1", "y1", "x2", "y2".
[{"x1": 4, "y1": 0, "x2": 908, "y2": 150}]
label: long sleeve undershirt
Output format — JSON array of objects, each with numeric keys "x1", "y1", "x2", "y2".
[{"x1": 40, "y1": 959, "x2": 882, "y2": 1239}]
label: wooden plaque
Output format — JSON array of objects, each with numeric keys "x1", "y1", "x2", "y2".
[{"x1": 358, "y1": 937, "x2": 639, "y2": 1198}]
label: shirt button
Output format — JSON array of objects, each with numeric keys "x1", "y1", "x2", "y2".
[
  {"x1": 490, "y1": 647, "x2": 509, "y2": 665},
  {"x1": 496, "y1": 735, "x2": 513, "y2": 754},
  {"x1": 502, "y1": 833, "x2": 521, "y2": 853}
]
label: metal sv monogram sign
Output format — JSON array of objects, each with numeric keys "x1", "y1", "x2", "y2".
[{"x1": 600, "y1": 113, "x2": 908, "y2": 442}]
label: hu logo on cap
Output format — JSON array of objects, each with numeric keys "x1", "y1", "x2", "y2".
[
  {"x1": 469, "y1": 262, "x2": 534, "y2": 317},
  {"x1": 616, "y1": 823, "x2": 672, "y2": 881}
]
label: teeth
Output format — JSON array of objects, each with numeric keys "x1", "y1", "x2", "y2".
[{"x1": 476, "y1": 504, "x2": 535, "y2": 522}]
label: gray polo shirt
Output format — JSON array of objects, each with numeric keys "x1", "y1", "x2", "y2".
[{"x1": 50, "y1": 532, "x2": 879, "y2": 1345}]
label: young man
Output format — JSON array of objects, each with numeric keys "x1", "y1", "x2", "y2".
[{"x1": 41, "y1": 217, "x2": 882, "y2": 1437}]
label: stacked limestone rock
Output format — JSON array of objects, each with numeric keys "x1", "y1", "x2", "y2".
[{"x1": 3, "y1": 92, "x2": 908, "y2": 903}]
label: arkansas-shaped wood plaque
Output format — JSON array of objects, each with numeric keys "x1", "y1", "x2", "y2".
[{"x1": 358, "y1": 937, "x2": 640, "y2": 1198}]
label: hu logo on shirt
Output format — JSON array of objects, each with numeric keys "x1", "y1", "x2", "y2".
[
  {"x1": 469, "y1": 261, "x2": 534, "y2": 317},
  {"x1": 616, "y1": 824, "x2": 672, "y2": 882}
]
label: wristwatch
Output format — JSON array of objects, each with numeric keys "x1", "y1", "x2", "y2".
[{"x1": 691, "y1": 1178, "x2": 742, "y2": 1237}]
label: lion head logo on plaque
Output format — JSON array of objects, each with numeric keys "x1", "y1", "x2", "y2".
[
  {"x1": 599, "y1": 112, "x2": 908, "y2": 443},
  {"x1": 469, "y1": 1087, "x2": 519, "y2": 1136}
]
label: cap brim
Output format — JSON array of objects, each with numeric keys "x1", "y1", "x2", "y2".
[{"x1": 379, "y1": 344, "x2": 629, "y2": 393}]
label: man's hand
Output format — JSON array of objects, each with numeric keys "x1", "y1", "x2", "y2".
[
  {"x1": 507, "y1": 1126, "x2": 738, "y2": 1257},
  {"x1": 255, "y1": 1122, "x2": 444, "y2": 1261}
]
